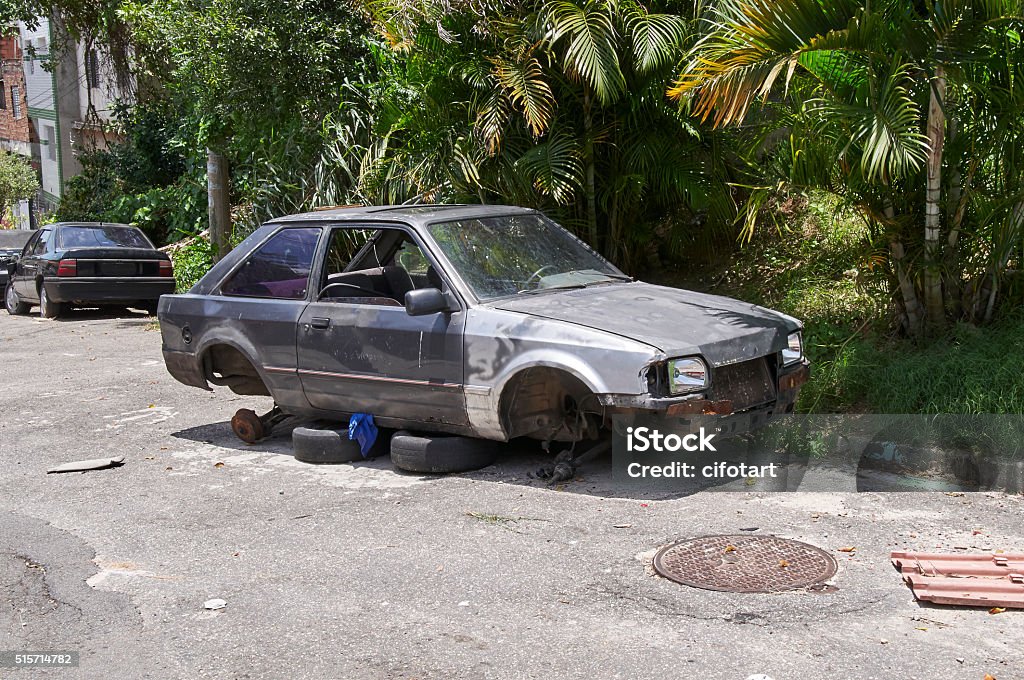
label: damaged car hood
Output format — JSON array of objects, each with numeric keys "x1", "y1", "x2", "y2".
[{"x1": 490, "y1": 282, "x2": 798, "y2": 366}]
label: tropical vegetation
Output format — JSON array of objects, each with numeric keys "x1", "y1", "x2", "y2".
[{"x1": 3, "y1": 0, "x2": 1024, "y2": 411}]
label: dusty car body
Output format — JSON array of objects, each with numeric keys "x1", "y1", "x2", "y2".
[{"x1": 159, "y1": 205, "x2": 809, "y2": 443}]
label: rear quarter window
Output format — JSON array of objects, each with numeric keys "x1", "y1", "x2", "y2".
[{"x1": 221, "y1": 228, "x2": 321, "y2": 299}]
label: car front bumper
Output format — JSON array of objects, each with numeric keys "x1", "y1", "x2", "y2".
[
  {"x1": 598, "y1": 361, "x2": 810, "y2": 432},
  {"x1": 44, "y1": 277, "x2": 176, "y2": 304}
]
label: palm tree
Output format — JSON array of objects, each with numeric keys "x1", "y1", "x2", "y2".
[
  {"x1": 350, "y1": 0, "x2": 730, "y2": 266},
  {"x1": 670, "y1": 0, "x2": 1024, "y2": 337}
]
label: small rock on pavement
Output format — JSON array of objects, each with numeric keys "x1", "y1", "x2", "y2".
[{"x1": 204, "y1": 599, "x2": 227, "y2": 610}]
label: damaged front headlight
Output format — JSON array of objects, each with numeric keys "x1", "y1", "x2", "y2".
[
  {"x1": 782, "y1": 331, "x2": 803, "y2": 366},
  {"x1": 668, "y1": 357, "x2": 708, "y2": 395}
]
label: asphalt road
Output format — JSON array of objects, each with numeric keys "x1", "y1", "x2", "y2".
[{"x1": 1, "y1": 309, "x2": 1022, "y2": 679}]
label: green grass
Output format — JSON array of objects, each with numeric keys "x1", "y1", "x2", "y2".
[{"x1": 658, "y1": 191, "x2": 1024, "y2": 414}]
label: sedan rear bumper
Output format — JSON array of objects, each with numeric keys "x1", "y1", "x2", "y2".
[{"x1": 43, "y1": 277, "x2": 176, "y2": 304}]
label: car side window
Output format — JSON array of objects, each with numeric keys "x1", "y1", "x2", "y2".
[
  {"x1": 317, "y1": 228, "x2": 439, "y2": 306},
  {"x1": 22, "y1": 231, "x2": 41, "y2": 256},
  {"x1": 221, "y1": 227, "x2": 321, "y2": 299},
  {"x1": 32, "y1": 230, "x2": 51, "y2": 256},
  {"x1": 390, "y1": 239, "x2": 430, "y2": 277}
]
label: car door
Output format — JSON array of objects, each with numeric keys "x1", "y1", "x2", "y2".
[
  {"x1": 15, "y1": 228, "x2": 50, "y2": 299},
  {"x1": 215, "y1": 226, "x2": 324, "y2": 408},
  {"x1": 296, "y1": 225, "x2": 468, "y2": 426}
]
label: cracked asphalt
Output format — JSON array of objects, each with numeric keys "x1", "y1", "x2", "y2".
[{"x1": 1, "y1": 309, "x2": 1023, "y2": 679}]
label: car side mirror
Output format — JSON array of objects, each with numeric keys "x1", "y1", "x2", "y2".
[
  {"x1": 6, "y1": 261, "x2": 15, "y2": 276},
  {"x1": 405, "y1": 288, "x2": 450, "y2": 316}
]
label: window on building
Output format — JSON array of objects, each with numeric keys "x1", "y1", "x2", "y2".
[
  {"x1": 45, "y1": 125, "x2": 56, "y2": 161},
  {"x1": 11, "y1": 86, "x2": 21, "y2": 119},
  {"x1": 86, "y1": 49, "x2": 101, "y2": 89},
  {"x1": 0, "y1": 81, "x2": 5, "y2": 109}
]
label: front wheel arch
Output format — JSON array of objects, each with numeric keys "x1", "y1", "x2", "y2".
[{"x1": 497, "y1": 366, "x2": 602, "y2": 442}]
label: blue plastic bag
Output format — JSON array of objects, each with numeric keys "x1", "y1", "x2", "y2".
[{"x1": 348, "y1": 413, "x2": 379, "y2": 458}]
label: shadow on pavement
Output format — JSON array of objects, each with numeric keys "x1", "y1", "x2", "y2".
[
  {"x1": 171, "y1": 417, "x2": 720, "y2": 500},
  {"x1": 171, "y1": 416, "x2": 313, "y2": 456},
  {"x1": 47, "y1": 306, "x2": 155, "y2": 326}
]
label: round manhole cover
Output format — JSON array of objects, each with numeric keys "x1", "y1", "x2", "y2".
[{"x1": 653, "y1": 535, "x2": 837, "y2": 593}]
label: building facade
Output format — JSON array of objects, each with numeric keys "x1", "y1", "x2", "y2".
[{"x1": 1, "y1": 18, "x2": 123, "y2": 228}]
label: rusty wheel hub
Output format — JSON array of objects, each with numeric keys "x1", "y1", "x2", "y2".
[
  {"x1": 231, "y1": 408, "x2": 265, "y2": 444},
  {"x1": 653, "y1": 535, "x2": 837, "y2": 593}
]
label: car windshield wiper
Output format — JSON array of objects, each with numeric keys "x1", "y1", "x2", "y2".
[
  {"x1": 562, "y1": 270, "x2": 634, "y2": 282},
  {"x1": 517, "y1": 283, "x2": 589, "y2": 295}
]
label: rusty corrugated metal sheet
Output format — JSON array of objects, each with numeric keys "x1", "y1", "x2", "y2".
[{"x1": 891, "y1": 551, "x2": 1024, "y2": 608}]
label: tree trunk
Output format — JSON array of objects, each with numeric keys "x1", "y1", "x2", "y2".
[
  {"x1": 923, "y1": 66, "x2": 946, "y2": 332},
  {"x1": 207, "y1": 147, "x2": 232, "y2": 262},
  {"x1": 890, "y1": 238, "x2": 924, "y2": 338},
  {"x1": 582, "y1": 86, "x2": 598, "y2": 250}
]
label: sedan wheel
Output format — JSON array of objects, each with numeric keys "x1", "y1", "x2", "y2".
[
  {"x1": 5, "y1": 282, "x2": 29, "y2": 315},
  {"x1": 38, "y1": 286, "x2": 62, "y2": 319}
]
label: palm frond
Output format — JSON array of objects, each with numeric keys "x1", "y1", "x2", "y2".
[
  {"x1": 491, "y1": 54, "x2": 556, "y2": 136},
  {"x1": 625, "y1": 8, "x2": 689, "y2": 73},
  {"x1": 542, "y1": 0, "x2": 625, "y2": 103},
  {"x1": 514, "y1": 130, "x2": 584, "y2": 204}
]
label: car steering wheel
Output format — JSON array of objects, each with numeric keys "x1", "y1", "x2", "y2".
[{"x1": 521, "y1": 265, "x2": 555, "y2": 291}]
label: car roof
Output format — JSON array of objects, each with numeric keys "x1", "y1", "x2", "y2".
[
  {"x1": 272, "y1": 204, "x2": 537, "y2": 226},
  {"x1": 50, "y1": 222, "x2": 134, "y2": 229}
]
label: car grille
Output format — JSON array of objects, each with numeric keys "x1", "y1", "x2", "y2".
[{"x1": 709, "y1": 357, "x2": 777, "y2": 412}]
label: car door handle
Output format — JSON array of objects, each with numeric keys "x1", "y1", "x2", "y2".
[{"x1": 310, "y1": 317, "x2": 331, "y2": 330}]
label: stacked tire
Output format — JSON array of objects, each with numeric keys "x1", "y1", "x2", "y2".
[
  {"x1": 292, "y1": 424, "x2": 391, "y2": 464},
  {"x1": 389, "y1": 431, "x2": 495, "y2": 474}
]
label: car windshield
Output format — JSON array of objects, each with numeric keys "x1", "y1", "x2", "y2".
[
  {"x1": 427, "y1": 214, "x2": 626, "y2": 300},
  {"x1": 59, "y1": 225, "x2": 153, "y2": 249}
]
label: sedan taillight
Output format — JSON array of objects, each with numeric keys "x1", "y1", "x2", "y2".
[
  {"x1": 57, "y1": 259, "x2": 77, "y2": 277},
  {"x1": 159, "y1": 260, "x2": 173, "y2": 277}
]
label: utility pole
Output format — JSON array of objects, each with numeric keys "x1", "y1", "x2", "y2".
[{"x1": 207, "y1": 147, "x2": 231, "y2": 262}]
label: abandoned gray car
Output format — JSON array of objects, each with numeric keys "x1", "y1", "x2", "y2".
[{"x1": 159, "y1": 205, "x2": 809, "y2": 468}]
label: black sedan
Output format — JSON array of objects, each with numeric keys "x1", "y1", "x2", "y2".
[
  {"x1": 0, "y1": 229, "x2": 34, "y2": 291},
  {"x1": 4, "y1": 222, "x2": 176, "y2": 318}
]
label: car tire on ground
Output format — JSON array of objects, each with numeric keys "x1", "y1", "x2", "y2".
[
  {"x1": 390, "y1": 431, "x2": 496, "y2": 474},
  {"x1": 38, "y1": 286, "x2": 62, "y2": 319},
  {"x1": 292, "y1": 424, "x2": 391, "y2": 464},
  {"x1": 5, "y1": 282, "x2": 29, "y2": 315}
]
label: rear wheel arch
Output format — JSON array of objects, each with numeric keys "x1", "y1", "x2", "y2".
[{"x1": 199, "y1": 343, "x2": 271, "y2": 396}]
